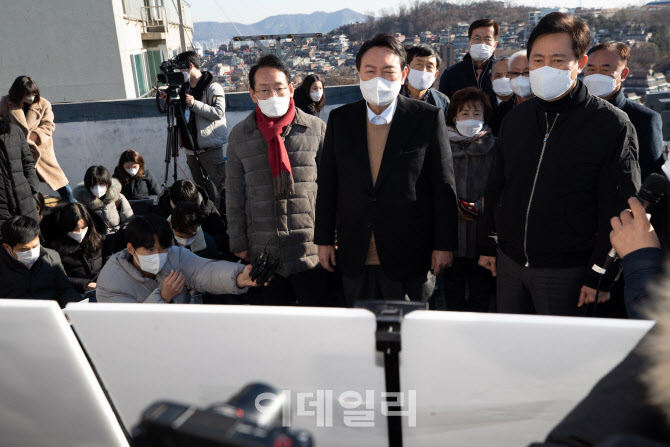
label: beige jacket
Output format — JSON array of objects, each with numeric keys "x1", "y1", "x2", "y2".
[{"x1": 0, "y1": 96, "x2": 69, "y2": 190}]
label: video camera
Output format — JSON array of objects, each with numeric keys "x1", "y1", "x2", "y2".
[
  {"x1": 157, "y1": 56, "x2": 191, "y2": 89},
  {"x1": 132, "y1": 383, "x2": 313, "y2": 447}
]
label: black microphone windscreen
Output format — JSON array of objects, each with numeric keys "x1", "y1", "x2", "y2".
[{"x1": 638, "y1": 173, "x2": 669, "y2": 205}]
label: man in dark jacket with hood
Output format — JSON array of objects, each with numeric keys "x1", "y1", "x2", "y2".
[
  {"x1": 0, "y1": 120, "x2": 39, "y2": 235},
  {"x1": 438, "y1": 19, "x2": 499, "y2": 108},
  {"x1": 1, "y1": 216, "x2": 82, "y2": 307},
  {"x1": 479, "y1": 13, "x2": 640, "y2": 316}
]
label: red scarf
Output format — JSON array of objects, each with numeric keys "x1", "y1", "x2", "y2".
[{"x1": 255, "y1": 98, "x2": 296, "y2": 196}]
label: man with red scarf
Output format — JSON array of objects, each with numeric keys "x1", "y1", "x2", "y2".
[{"x1": 225, "y1": 55, "x2": 329, "y2": 306}]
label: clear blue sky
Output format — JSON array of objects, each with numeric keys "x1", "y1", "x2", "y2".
[{"x1": 189, "y1": 0, "x2": 648, "y2": 25}]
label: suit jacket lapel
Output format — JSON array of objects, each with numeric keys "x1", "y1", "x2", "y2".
[
  {"x1": 351, "y1": 100, "x2": 374, "y2": 192},
  {"x1": 374, "y1": 95, "x2": 418, "y2": 192}
]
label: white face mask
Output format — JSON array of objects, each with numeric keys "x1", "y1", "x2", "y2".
[
  {"x1": 90, "y1": 185, "x2": 107, "y2": 198},
  {"x1": 257, "y1": 95, "x2": 291, "y2": 118},
  {"x1": 510, "y1": 76, "x2": 532, "y2": 98},
  {"x1": 360, "y1": 77, "x2": 402, "y2": 107},
  {"x1": 309, "y1": 91, "x2": 323, "y2": 102},
  {"x1": 492, "y1": 77, "x2": 513, "y2": 97},
  {"x1": 470, "y1": 43, "x2": 494, "y2": 62},
  {"x1": 583, "y1": 73, "x2": 618, "y2": 98},
  {"x1": 175, "y1": 231, "x2": 198, "y2": 247},
  {"x1": 133, "y1": 250, "x2": 168, "y2": 275},
  {"x1": 529, "y1": 65, "x2": 578, "y2": 101},
  {"x1": 407, "y1": 68, "x2": 436, "y2": 91},
  {"x1": 13, "y1": 245, "x2": 41, "y2": 267},
  {"x1": 182, "y1": 71, "x2": 190, "y2": 82},
  {"x1": 125, "y1": 167, "x2": 140, "y2": 177},
  {"x1": 68, "y1": 227, "x2": 88, "y2": 243},
  {"x1": 456, "y1": 119, "x2": 484, "y2": 138},
  {"x1": 24, "y1": 95, "x2": 36, "y2": 104}
]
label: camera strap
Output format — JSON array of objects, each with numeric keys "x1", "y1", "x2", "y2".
[{"x1": 184, "y1": 85, "x2": 191, "y2": 123}]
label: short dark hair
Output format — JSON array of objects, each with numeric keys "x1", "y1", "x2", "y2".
[
  {"x1": 8, "y1": 76, "x2": 40, "y2": 106},
  {"x1": 84, "y1": 165, "x2": 112, "y2": 190},
  {"x1": 56, "y1": 203, "x2": 104, "y2": 256},
  {"x1": 171, "y1": 201, "x2": 206, "y2": 234},
  {"x1": 114, "y1": 149, "x2": 146, "y2": 185},
  {"x1": 587, "y1": 41, "x2": 631, "y2": 66},
  {"x1": 249, "y1": 54, "x2": 292, "y2": 90},
  {"x1": 468, "y1": 19, "x2": 501, "y2": 40},
  {"x1": 527, "y1": 12, "x2": 590, "y2": 61},
  {"x1": 406, "y1": 45, "x2": 442, "y2": 69},
  {"x1": 176, "y1": 50, "x2": 201, "y2": 69},
  {"x1": 2, "y1": 215, "x2": 40, "y2": 247},
  {"x1": 356, "y1": 33, "x2": 407, "y2": 71},
  {"x1": 125, "y1": 215, "x2": 174, "y2": 250},
  {"x1": 298, "y1": 74, "x2": 326, "y2": 112},
  {"x1": 446, "y1": 87, "x2": 493, "y2": 128},
  {"x1": 168, "y1": 180, "x2": 199, "y2": 204}
]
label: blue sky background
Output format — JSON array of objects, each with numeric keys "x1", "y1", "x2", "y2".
[{"x1": 189, "y1": 0, "x2": 648, "y2": 25}]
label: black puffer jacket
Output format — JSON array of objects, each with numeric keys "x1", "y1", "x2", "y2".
[
  {"x1": 114, "y1": 168, "x2": 161, "y2": 201},
  {"x1": 41, "y1": 206, "x2": 108, "y2": 293},
  {"x1": 0, "y1": 121, "x2": 40, "y2": 231},
  {"x1": 482, "y1": 81, "x2": 641, "y2": 288},
  {"x1": 0, "y1": 246, "x2": 82, "y2": 307},
  {"x1": 114, "y1": 168, "x2": 161, "y2": 216}
]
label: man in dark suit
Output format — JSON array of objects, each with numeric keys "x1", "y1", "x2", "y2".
[
  {"x1": 584, "y1": 41, "x2": 664, "y2": 181},
  {"x1": 314, "y1": 33, "x2": 458, "y2": 305},
  {"x1": 438, "y1": 19, "x2": 499, "y2": 108}
]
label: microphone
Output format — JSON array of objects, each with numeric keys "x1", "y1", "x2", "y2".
[{"x1": 598, "y1": 173, "x2": 669, "y2": 273}]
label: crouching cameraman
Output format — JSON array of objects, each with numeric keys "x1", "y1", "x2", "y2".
[{"x1": 161, "y1": 51, "x2": 228, "y2": 203}]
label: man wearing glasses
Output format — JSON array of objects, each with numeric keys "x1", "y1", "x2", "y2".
[
  {"x1": 225, "y1": 55, "x2": 329, "y2": 306},
  {"x1": 439, "y1": 19, "x2": 500, "y2": 108}
]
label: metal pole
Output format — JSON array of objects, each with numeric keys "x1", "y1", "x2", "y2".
[{"x1": 176, "y1": 0, "x2": 187, "y2": 51}]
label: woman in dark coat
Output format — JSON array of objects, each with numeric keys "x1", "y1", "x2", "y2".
[
  {"x1": 439, "y1": 87, "x2": 496, "y2": 312},
  {"x1": 41, "y1": 202, "x2": 107, "y2": 293},
  {"x1": 0, "y1": 119, "x2": 40, "y2": 232},
  {"x1": 113, "y1": 149, "x2": 161, "y2": 215},
  {"x1": 293, "y1": 74, "x2": 325, "y2": 117}
]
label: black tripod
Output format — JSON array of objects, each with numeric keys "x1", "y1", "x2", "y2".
[{"x1": 157, "y1": 88, "x2": 210, "y2": 189}]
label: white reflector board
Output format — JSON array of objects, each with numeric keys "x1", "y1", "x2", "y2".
[
  {"x1": 401, "y1": 311, "x2": 654, "y2": 447},
  {"x1": 66, "y1": 304, "x2": 387, "y2": 447},
  {"x1": 0, "y1": 299, "x2": 129, "y2": 447}
]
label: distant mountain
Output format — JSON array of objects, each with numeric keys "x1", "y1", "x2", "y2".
[{"x1": 194, "y1": 9, "x2": 368, "y2": 42}]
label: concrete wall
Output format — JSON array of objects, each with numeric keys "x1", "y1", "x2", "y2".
[
  {"x1": 43, "y1": 86, "x2": 363, "y2": 196},
  {"x1": 0, "y1": 0, "x2": 192, "y2": 103},
  {"x1": 0, "y1": 0, "x2": 127, "y2": 103}
]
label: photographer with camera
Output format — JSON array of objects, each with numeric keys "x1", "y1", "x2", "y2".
[{"x1": 160, "y1": 51, "x2": 227, "y2": 203}]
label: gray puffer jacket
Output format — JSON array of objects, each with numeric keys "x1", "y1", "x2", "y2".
[
  {"x1": 73, "y1": 178, "x2": 133, "y2": 234},
  {"x1": 180, "y1": 72, "x2": 228, "y2": 150},
  {"x1": 225, "y1": 108, "x2": 326, "y2": 277},
  {"x1": 449, "y1": 131, "x2": 496, "y2": 259},
  {"x1": 96, "y1": 246, "x2": 247, "y2": 303}
]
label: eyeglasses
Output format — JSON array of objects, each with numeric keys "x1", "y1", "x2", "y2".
[
  {"x1": 510, "y1": 71, "x2": 530, "y2": 77},
  {"x1": 254, "y1": 87, "x2": 289, "y2": 99},
  {"x1": 470, "y1": 36, "x2": 495, "y2": 44}
]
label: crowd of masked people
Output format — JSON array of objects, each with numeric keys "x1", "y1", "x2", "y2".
[
  {"x1": 2, "y1": 12, "x2": 669, "y2": 321},
  {"x1": 5, "y1": 12, "x2": 670, "y2": 445}
]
